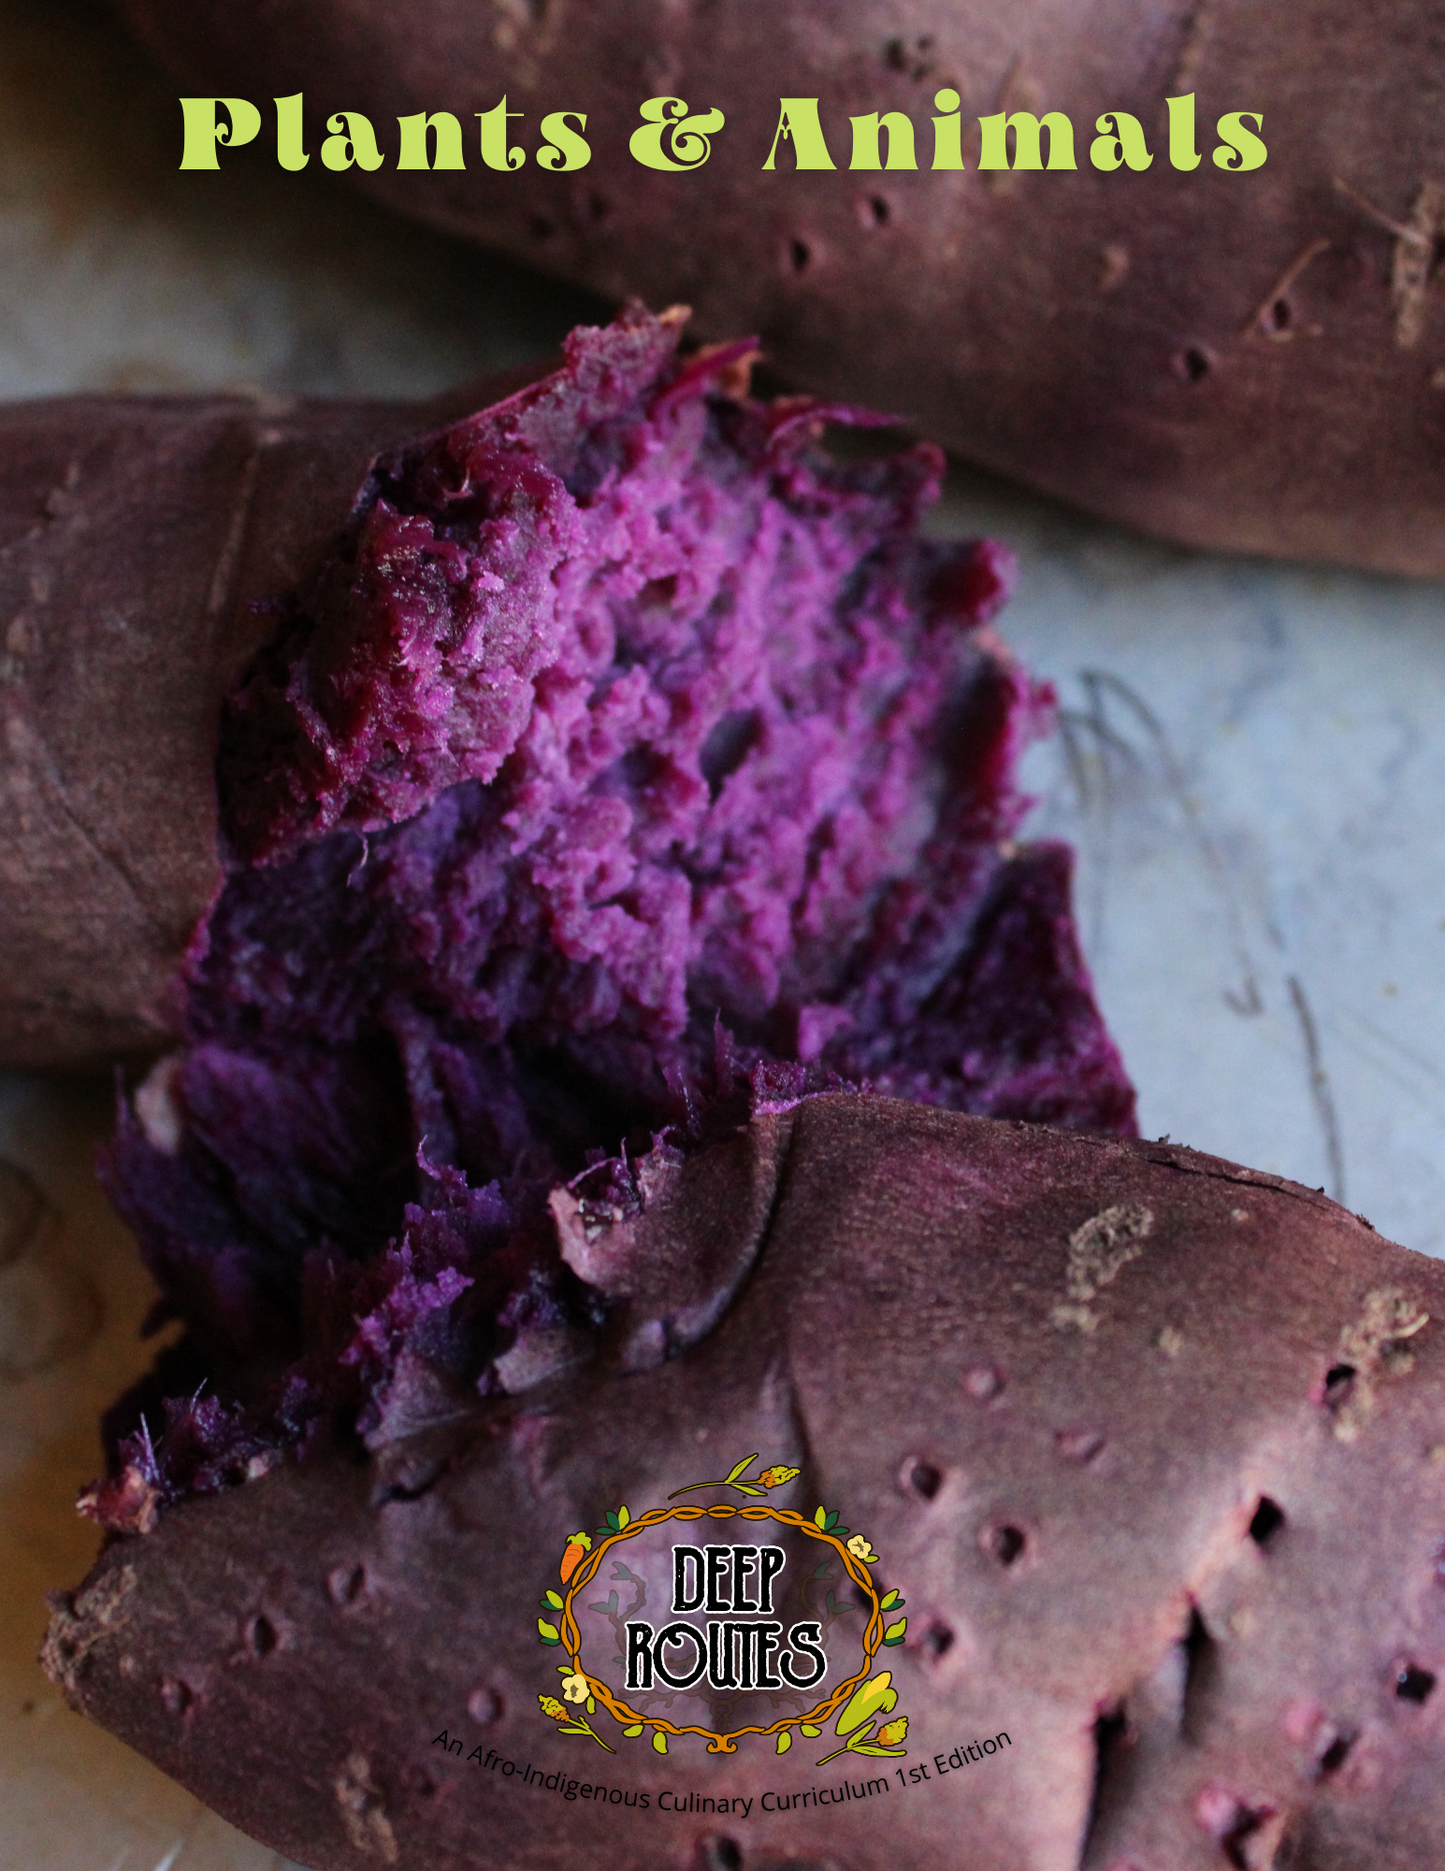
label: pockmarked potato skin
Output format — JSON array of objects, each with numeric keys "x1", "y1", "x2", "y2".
[
  {"x1": 118, "y1": 0, "x2": 1445, "y2": 574},
  {"x1": 0, "y1": 366, "x2": 541, "y2": 1069},
  {"x1": 45, "y1": 1096, "x2": 1445, "y2": 1869}
]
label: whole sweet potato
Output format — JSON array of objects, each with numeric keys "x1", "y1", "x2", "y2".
[
  {"x1": 45, "y1": 1095, "x2": 1445, "y2": 1869},
  {"x1": 115, "y1": 0, "x2": 1445, "y2": 575}
]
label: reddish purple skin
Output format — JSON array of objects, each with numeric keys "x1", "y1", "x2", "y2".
[{"x1": 94, "y1": 308, "x2": 1133, "y2": 1525}]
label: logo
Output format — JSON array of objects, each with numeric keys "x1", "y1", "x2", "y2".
[{"x1": 536, "y1": 1452, "x2": 910, "y2": 1764}]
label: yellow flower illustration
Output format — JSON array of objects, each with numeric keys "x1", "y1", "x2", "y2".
[
  {"x1": 846, "y1": 1534, "x2": 878, "y2": 1562},
  {"x1": 561, "y1": 1672, "x2": 590, "y2": 1704},
  {"x1": 876, "y1": 1717, "x2": 908, "y2": 1747},
  {"x1": 538, "y1": 1695, "x2": 566, "y2": 1720},
  {"x1": 759, "y1": 1465, "x2": 801, "y2": 1488}
]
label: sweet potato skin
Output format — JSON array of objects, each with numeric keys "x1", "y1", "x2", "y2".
[
  {"x1": 115, "y1": 0, "x2": 1445, "y2": 575},
  {"x1": 45, "y1": 1096, "x2": 1445, "y2": 1868},
  {"x1": 0, "y1": 369, "x2": 540, "y2": 1069}
]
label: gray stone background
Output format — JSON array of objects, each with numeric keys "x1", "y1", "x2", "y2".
[{"x1": 4, "y1": 3, "x2": 1444, "y2": 1866}]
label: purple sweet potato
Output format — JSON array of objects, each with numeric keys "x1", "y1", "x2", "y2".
[
  {"x1": 69, "y1": 304, "x2": 1129, "y2": 1498},
  {"x1": 0, "y1": 298, "x2": 1130, "y2": 1494},
  {"x1": 0, "y1": 309, "x2": 1128, "y2": 1109},
  {"x1": 32, "y1": 309, "x2": 1147, "y2": 1868},
  {"x1": 0, "y1": 367, "x2": 540, "y2": 1068},
  {"x1": 115, "y1": 0, "x2": 1445, "y2": 575},
  {"x1": 46, "y1": 1094, "x2": 1445, "y2": 1869}
]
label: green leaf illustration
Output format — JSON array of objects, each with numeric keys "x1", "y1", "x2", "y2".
[
  {"x1": 605, "y1": 1511, "x2": 620, "y2": 1531},
  {"x1": 883, "y1": 1619, "x2": 908, "y2": 1645},
  {"x1": 587, "y1": 1696, "x2": 596, "y2": 1714},
  {"x1": 816, "y1": 1721, "x2": 888, "y2": 1766},
  {"x1": 617, "y1": 1505, "x2": 631, "y2": 1529},
  {"x1": 800, "y1": 1724, "x2": 821, "y2": 1738},
  {"x1": 652, "y1": 1730, "x2": 668, "y2": 1755},
  {"x1": 538, "y1": 1619, "x2": 561, "y2": 1644},
  {"x1": 776, "y1": 1730, "x2": 792, "y2": 1755},
  {"x1": 543, "y1": 1590, "x2": 563, "y2": 1609},
  {"x1": 734, "y1": 1483, "x2": 764, "y2": 1496},
  {"x1": 814, "y1": 1506, "x2": 827, "y2": 1528},
  {"x1": 622, "y1": 1724, "x2": 643, "y2": 1738},
  {"x1": 824, "y1": 1511, "x2": 839, "y2": 1530},
  {"x1": 881, "y1": 1590, "x2": 903, "y2": 1610},
  {"x1": 726, "y1": 1453, "x2": 759, "y2": 1483}
]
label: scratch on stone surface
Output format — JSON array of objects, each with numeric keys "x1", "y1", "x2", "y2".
[
  {"x1": 1331, "y1": 1004, "x2": 1445, "y2": 1125},
  {"x1": 1288, "y1": 975, "x2": 1346, "y2": 1206},
  {"x1": 1052, "y1": 1202, "x2": 1153, "y2": 1333},
  {"x1": 1057, "y1": 670, "x2": 1264, "y2": 1017}
]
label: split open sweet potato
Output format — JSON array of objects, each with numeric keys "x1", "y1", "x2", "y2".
[{"x1": 0, "y1": 368, "x2": 538, "y2": 1068}]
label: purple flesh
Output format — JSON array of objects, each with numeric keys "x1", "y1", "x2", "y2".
[{"x1": 89, "y1": 306, "x2": 1134, "y2": 1534}]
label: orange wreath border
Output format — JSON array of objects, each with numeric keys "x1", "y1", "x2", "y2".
[{"x1": 559, "y1": 1502, "x2": 883, "y2": 1754}]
